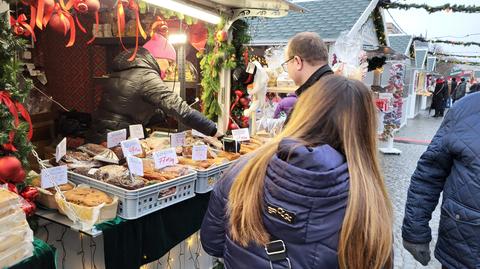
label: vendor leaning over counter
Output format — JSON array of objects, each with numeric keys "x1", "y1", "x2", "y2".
[{"x1": 88, "y1": 34, "x2": 221, "y2": 143}]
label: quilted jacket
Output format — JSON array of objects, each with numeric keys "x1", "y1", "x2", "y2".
[
  {"x1": 402, "y1": 92, "x2": 480, "y2": 269},
  {"x1": 88, "y1": 48, "x2": 217, "y2": 143},
  {"x1": 201, "y1": 138, "x2": 349, "y2": 268}
]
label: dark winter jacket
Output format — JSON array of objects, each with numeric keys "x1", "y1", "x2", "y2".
[
  {"x1": 201, "y1": 138, "x2": 349, "y2": 269},
  {"x1": 402, "y1": 92, "x2": 480, "y2": 269},
  {"x1": 432, "y1": 82, "x2": 447, "y2": 111},
  {"x1": 454, "y1": 82, "x2": 467, "y2": 100},
  {"x1": 88, "y1": 48, "x2": 216, "y2": 143}
]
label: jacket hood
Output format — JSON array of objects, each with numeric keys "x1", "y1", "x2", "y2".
[
  {"x1": 263, "y1": 138, "x2": 349, "y2": 245},
  {"x1": 112, "y1": 47, "x2": 161, "y2": 74}
]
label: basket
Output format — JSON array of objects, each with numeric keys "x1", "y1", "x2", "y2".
[
  {"x1": 67, "y1": 170, "x2": 197, "y2": 220},
  {"x1": 194, "y1": 162, "x2": 232, "y2": 193}
]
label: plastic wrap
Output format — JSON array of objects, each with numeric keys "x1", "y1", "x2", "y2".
[
  {"x1": 0, "y1": 222, "x2": 33, "y2": 253},
  {"x1": 332, "y1": 32, "x2": 368, "y2": 81},
  {"x1": 0, "y1": 240, "x2": 33, "y2": 268}
]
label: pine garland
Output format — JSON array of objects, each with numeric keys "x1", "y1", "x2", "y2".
[
  {"x1": 429, "y1": 51, "x2": 480, "y2": 58},
  {"x1": 414, "y1": 37, "x2": 480, "y2": 48},
  {"x1": 380, "y1": 1, "x2": 480, "y2": 14},
  {"x1": 437, "y1": 59, "x2": 480, "y2": 66},
  {"x1": 372, "y1": 7, "x2": 387, "y2": 46},
  {"x1": 197, "y1": 20, "x2": 236, "y2": 121},
  {"x1": 0, "y1": 12, "x2": 34, "y2": 166}
]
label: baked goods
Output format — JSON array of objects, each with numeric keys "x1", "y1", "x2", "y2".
[
  {"x1": 93, "y1": 165, "x2": 145, "y2": 190},
  {"x1": 178, "y1": 157, "x2": 228, "y2": 170},
  {"x1": 64, "y1": 188, "x2": 113, "y2": 207},
  {"x1": 144, "y1": 137, "x2": 170, "y2": 152},
  {"x1": 142, "y1": 159, "x2": 190, "y2": 182},
  {"x1": 217, "y1": 151, "x2": 241, "y2": 161}
]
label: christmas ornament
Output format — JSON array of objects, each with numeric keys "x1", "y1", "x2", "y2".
[
  {"x1": 9, "y1": 14, "x2": 36, "y2": 41},
  {"x1": 116, "y1": 0, "x2": 147, "y2": 61},
  {"x1": 239, "y1": 97, "x2": 249, "y2": 107},
  {"x1": 0, "y1": 156, "x2": 26, "y2": 184},
  {"x1": 48, "y1": 4, "x2": 76, "y2": 47},
  {"x1": 72, "y1": 0, "x2": 100, "y2": 13},
  {"x1": 215, "y1": 30, "x2": 228, "y2": 42},
  {"x1": 189, "y1": 22, "x2": 208, "y2": 52},
  {"x1": 0, "y1": 91, "x2": 33, "y2": 152},
  {"x1": 20, "y1": 186, "x2": 39, "y2": 201},
  {"x1": 234, "y1": 90, "x2": 244, "y2": 98},
  {"x1": 149, "y1": 16, "x2": 169, "y2": 38},
  {"x1": 229, "y1": 122, "x2": 239, "y2": 130}
]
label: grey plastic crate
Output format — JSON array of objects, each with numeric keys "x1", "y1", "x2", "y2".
[
  {"x1": 67, "y1": 170, "x2": 197, "y2": 220},
  {"x1": 194, "y1": 162, "x2": 232, "y2": 193}
]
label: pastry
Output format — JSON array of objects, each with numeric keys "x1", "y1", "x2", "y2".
[{"x1": 64, "y1": 188, "x2": 113, "y2": 207}]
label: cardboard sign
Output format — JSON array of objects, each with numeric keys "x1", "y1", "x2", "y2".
[
  {"x1": 126, "y1": 156, "x2": 144, "y2": 176},
  {"x1": 41, "y1": 166, "x2": 68, "y2": 189},
  {"x1": 232, "y1": 128, "x2": 250, "y2": 141},
  {"x1": 121, "y1": 138, "x2": 143, "y2": 157},
  {"x1": 170, "y1": 132, "x2": 186, "y2": 147},
  {"x1": 129, "y1": 124, "x2": 145, "y2": 139},
  {"x1": 192, "y1": 145, "x2": 208, "y2": 161},
  {"x1": 246, "y1": 62, "x2": 255, "y2": 74},
  {"x1": 56, "y1": 137, "x2": 67, "y2": 163},
  {"x1": 107, "y1": 129, "x2": 127, "y2": 148},
  {"x1": 153, "y1": 148, "x2": 178, "y2": 169},
  {"x1": 192, "y1": 129, "x2": 207, "y2": 138}
]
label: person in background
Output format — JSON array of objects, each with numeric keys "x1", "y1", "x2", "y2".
[
  {"x1": 469, "y1": 80, "x2": 479, "y2": 93},
  {"x1": 448, "y1": 77, "x2": 457, "y2": 107},
  {"x1": 201, "y1": 75, "x2": 393, "y2": 269},
  {"x1": 281, "y1": 32, "x2": 332, "y2": 122},
  {"x1": 88, "y1": 35, "x2": 221, "y2": 142},
  {"x1": 453, "y1": 78, "x2": 466, "y2": 103},
  {"x1": 431, "y1": 77, "x2": 448, "y2": 117},
  {"x1": 402, "y1": 92, "x2": 480, "y2": 269},
  {"x1": 273, "y1": 92, "x2": 297, "y2": 119}
]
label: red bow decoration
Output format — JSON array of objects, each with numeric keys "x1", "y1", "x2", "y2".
[
  {"x1": 0, "y1": 91, "x2": 33, "y2": 152},
  {"x1": 10, "y1": 14, "x2": 36, "y2": 41},
  {"x1": 49, "y1": 3, "x2": 76, "y2": 47},
  {"x1": 117, "y1": 0, "x2": 147, "y2": 61}
]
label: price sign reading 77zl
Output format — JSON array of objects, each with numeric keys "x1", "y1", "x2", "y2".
[{"x1": 153, "y1": 148, "x2": 178, "y2": 169}]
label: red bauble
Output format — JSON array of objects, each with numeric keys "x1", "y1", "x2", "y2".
[
  {"x1": 234, "y1": 90, "x2": 244, "y2": 98},
  {"x1": 216, "y1": 30, "x2": 228, "y2": 42},
  {"x1": 20, "y1": 186, "x2": 39, "y2": 201},
  {"x1": 21, "y1": 201, "x2": 36, "y2": 217},
  {"x1": 229, "y1": 123, "x2": 239, "y2": 130},
  {"x1": 49, "y1": 13, "x2": 70, "y2": 34},
  {"x1": 0, "y1": 156, "x2": 25, "y2": 184},
  {"x1": 239, "y1": 97, "x2": 249, "y2": 107},
  {"x1": 85, "y1": 0, "x2": 100, "y2": 12}
]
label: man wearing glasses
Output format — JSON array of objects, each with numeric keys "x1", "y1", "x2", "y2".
[{"x1": 281, "y1": 32, "x2": 332, "y2": 121}]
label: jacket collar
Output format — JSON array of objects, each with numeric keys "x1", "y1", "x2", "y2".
[{"x1": 295, "y1": 65, "x2": 333, "y2": 96}]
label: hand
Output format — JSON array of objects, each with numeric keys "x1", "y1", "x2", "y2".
[
  {"x1": 403, "y1": 240, "x2": 431, "y2": 266},
  {"x1": 214, "y1": 130, "x2": 224, "y2": 139}
]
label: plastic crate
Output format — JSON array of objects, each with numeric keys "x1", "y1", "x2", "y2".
[
  {"x1": 67, "y1": 171, "x2": 197, "y2": 220},
  {"x1": 194, "y1": 162, "x2": 232, "y2": 193}
]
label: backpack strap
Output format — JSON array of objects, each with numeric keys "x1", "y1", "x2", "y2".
[{"x1": 265, "y1": 239, "x2": 292, "y2": 269}]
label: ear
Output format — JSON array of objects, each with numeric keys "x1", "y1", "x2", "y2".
[{"x1": 294, "y1": 56, "x2": 303, "y2": 71}]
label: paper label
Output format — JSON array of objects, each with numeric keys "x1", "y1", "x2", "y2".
[
  {"x1": 129, "y1": 124, "x2": 145, "y2": 139},
  {"x1": 107, "y1": 129, "x2": 127, "y2": 148},
  {"x1": 126, "y1": 156, "x2": 144, "y2": 176},
  {"x1": 192, "y1": 129, "x2": 207, "y2": 138},
  {"x1": 192, "y1": 145, "x2": 208, "y2": 161},
  {"x1": 41, "y1": 166, "x2": 68, "y2": 189},
  {"x1": 120, "y1": 138, "x2": 143, "y2": 157},
  {"x1": 170, "y1": 132, "x2": 186, "y2": 147},
  {"x1": 232, "y1": 128, "x2": 250, "y2": 141},
  {"x1": 153, "y1": 148, "x2": 178, "y2": 169},
  {"x1": 88, "y1": 168, "x2": 98, "y2": 176},
  {"x1": 56, "y1": 137, "x2": 67, "y2": 163},
  {"x1": 246, "y1": 62, "x2": 255, "y2": 74}
]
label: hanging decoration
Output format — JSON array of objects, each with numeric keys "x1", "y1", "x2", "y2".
[
  {"x1": 197, "y1": 19, "x2": 236, "y2": 121},
  {"x1": 372, "y1": 7, "x2": 387, "y2": 46},
  {"x1": 379, "y1": 0, "x2": 480, "y2": 14},
  {"x1": 413, "y1": 37, "x2": 480, "y2": 48},
  {"x1": 381, "y1": 63, "x2": 405, "y2": 140},
  {"x1": 9, "y1": 14, "x2": 36, "y2": 41},
  {"x1": 116, "y1": 0, "x2": 147, "y2": 61},
  {"x1": 429, "y1": 51, "x2": 480, "y2": 58},
  {"x1": 189, "y1": 22, "x2": 208, "y2": 52}
]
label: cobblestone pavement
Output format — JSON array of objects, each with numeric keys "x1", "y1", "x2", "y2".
[{"x1": 380, "y1": 111, "x2": 443, "y2": 269}]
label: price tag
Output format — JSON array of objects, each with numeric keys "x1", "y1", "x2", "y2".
[
  {"x1": 55, "y1": 137, "x2": 67, "y2": 163},
  {"x1": 126, "y1": 156, "x2": 144, "y2": 176},
  {"x1": 192, "y1": 129, "x2": 207, "y2": 138},
  {"x1": 41, "y1": 166, "x2": 68, "y2": 189},
  {"x1": 232, "y1": 128, "x2": 250, "y2": 141},
  {"x1": 171, "y1": 132, "x2": 186, "y2": 147},
  {"x1": 107, "y1": 129, "x2": 127, "y2": 148},
  {"x1": 120, "y1": 138, "x2": 143, "y2": 157},
  {"x1": 246, "y1": 62, "x2": 255, "y2": 74},
  {"x1": 153, "y1": 148, "x2": 178, "y2": 169},
  {"x1": 192, "y1": 145, "x2": 208, "y2": 161},
  {"x1": 129, "y1": 124, "x2": 145, "y2": 139}
]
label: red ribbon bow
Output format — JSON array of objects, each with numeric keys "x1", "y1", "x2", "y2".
[
  {"x1": 0, "y1": 91, "x2": 33, "y2": 152},
  {"x1": 117, "y1": 0, "x2": 147, "y2": 61},
  {"x1": 10, "y1": 14, "x2": 37, "y2": 41}
]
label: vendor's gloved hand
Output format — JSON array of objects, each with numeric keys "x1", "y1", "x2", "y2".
[
  {"x1": 403, "y1": 240, "x2": 430, "y2": 266},
  {"x1": 214, "y1": 130, "x2": 225, "y2": 139}
]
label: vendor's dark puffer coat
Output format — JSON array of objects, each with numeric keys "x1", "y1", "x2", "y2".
[
  {"x1": 403, "y1": 92, "x2": 480, "y2": 269},
  {"x1": 201, "y1": 138, "x2": 349, "y2": 268},
  {"x1": 89, "y1": 48, "x2": 216, "y2": 143}
]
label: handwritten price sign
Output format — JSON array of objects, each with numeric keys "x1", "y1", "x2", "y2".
[
  {"x1": 153, "y1": 148, "x2": 178, "y2": 169},
  {"x1": 232, "y1": 128, "x2": 250, "y2": 141},
  {"x1": 170, "y1": 132, "x2": 186, "y2": 147},
  {"x1": 107, "y1": 129, "x2": 127, "y2": 148},
  {"x1": 121, "y1": 138, "x2": 143, "y2": 157}
]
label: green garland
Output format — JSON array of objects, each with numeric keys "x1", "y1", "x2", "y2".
[
  {"x1": 197, "y1": 20, "x2": 236, "y2": 121},
  {"x1": 413, "y1": 37, "x2": 480, "y2": 48},
  {"x1": 380, "y1": 1, "x2": 480, "y2": 14},
  {"x1": 0, "y1": 12, "x2": 34, "y2": 166},
  {"x1": 372, "y1": 7, "x2": 387, "y2": 46},
  {"x1": 429, "y1": 51, "x2": 480, "y2": 58},
  {"x1": 438, "y1": 59, "x2": 480, "y2": 66}
]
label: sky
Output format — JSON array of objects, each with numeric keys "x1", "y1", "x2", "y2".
[{"x1": 385, "y1": 0, "x2": 480, "y2": 69}]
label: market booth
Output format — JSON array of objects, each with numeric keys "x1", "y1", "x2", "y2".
[{"x1": 0, "y1": 0, "x2": 304, "y2": 268}]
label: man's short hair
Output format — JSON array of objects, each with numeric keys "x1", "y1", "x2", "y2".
[
  {"x1": 287, "y1": 32, "x2": 329, "y2": 65},
  {"x1": 461, "y1": 78, "x2": 466, "y2": 82}
]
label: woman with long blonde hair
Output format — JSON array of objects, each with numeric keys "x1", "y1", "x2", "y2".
[{"x1": 201, "y1": 75, "x2": 393, "y2": 269}]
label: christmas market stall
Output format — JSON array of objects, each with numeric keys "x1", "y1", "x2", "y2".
[{"x1": 1, "y1": 0, "x2": 304, "y2": 268}]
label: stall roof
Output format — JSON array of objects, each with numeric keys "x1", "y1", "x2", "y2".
[
  {"x1": 187, "y1": 0, "x2": 305, "y2": 13},
  {"x1": 426, "y1": 57, "x2": 436, "y2": 73},
  {"x1": 388, "y1": 34, "x2": 413, "y2": 56}
]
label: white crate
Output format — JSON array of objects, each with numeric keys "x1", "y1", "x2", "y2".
[
  {"x1": 194, "y1": 162, "x2": 232, "y2": 193},
  {"x1": 67, "y1": 171, "x2": 197, "y2": 220}
]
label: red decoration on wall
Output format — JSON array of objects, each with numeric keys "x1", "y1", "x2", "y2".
[
  {"x1": 189, "y1": 22, "x2": 208, "y2": 52},
  {"x1": 10, "y1": 14, "x2": 36, "y2": 41},
  {"x1": 0, "y1": 91, "x2": 33, "y2": 152}
]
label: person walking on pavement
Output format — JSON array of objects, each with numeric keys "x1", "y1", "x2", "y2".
[
  {"x1": 453, "y1": 78, "x2": 467, "y2": 103},
  {"x1": 448, "y1": 77, "x2": 457, "y2": 107},
  {"x1": 201, "y1": 75, "x2": 394, "y2": 269},
  {"x1": 431, "y1": 78, "x2": 448, "y2": 117},
  {"x1": 402, "y1": 92, "x2": 480, "y2": 269},
  {"x1": 281, "y1": 32, "x2": 333, "y2": 123}
]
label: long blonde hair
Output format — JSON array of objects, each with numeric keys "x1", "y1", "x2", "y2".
[{"x1": 228, "y1": 75, "x2": 393, "y2": 269}]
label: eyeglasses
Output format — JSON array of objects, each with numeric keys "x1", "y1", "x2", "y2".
[{"x1": 281, "y1": 57, "x2": 294, "y2": 72}]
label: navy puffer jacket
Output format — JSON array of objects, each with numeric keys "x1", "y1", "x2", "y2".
[
  {"x1": 201, "y1": 138, "x2": 349, "y2": 268},
  {"x1": 402, "y1": 93, "x2": 480, "y2": 269}
]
